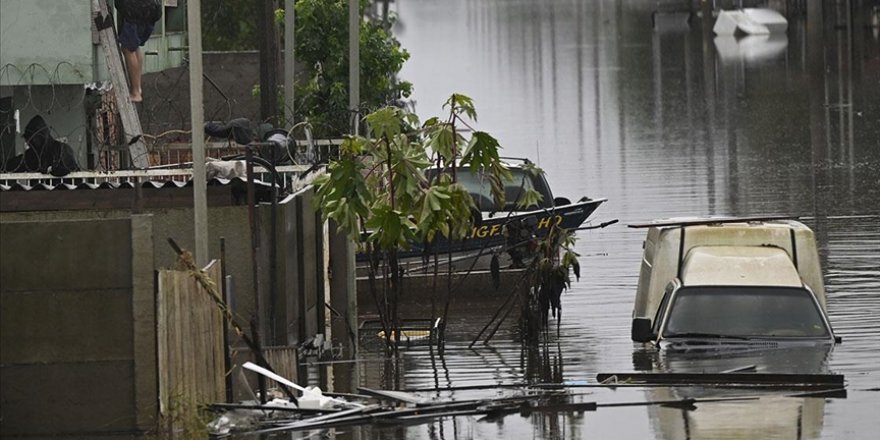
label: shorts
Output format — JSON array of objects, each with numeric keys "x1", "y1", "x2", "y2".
[{"x1": 118, "y1": 20, "x2": 154, "y2": 51}]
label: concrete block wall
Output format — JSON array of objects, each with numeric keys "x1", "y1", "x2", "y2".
[
  {"x1": 0, "y1": 215, "x2": 155, "y2": 438},
  {"x1": 0, "y1": 191, "x2": 359, "y2": 430}
]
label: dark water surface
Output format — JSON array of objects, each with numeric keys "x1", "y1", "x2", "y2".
[{"x1": 273, "y1": 1, "x2": 879, "y2": 439}]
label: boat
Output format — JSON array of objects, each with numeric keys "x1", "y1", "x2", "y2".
[
  {"x1": 357, "y1": 159, "x2": 606, "y2": 275},
  {"x1": 713, "y1": 8, "x2": 788, "y2": 36}
]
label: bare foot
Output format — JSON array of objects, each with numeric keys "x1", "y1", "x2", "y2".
[{"x1": 130, "y1": 91, "x2": 143, "y2": 103}]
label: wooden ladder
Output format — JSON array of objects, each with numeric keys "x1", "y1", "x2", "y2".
[{"x1": 92, "y1": 0, "x2": 150, "y2": 169}]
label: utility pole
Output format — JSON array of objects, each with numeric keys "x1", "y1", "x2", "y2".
[
  {"x1": 284, "y1": 0, "x2": 296, "y2": 128},
  {"x1": 349, "y1": 0, "x2": 360, "y2": 134},
  {"x1": 188, "y1": 0, "x2": 208, "y2": 266},
  {"x1": 258, "y1": 0, "x2": 280, "y2": 126}
]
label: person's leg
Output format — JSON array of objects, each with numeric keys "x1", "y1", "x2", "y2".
[
  {"x1": 123, "y1": 48, "x2": 143, "y2": 102},
  {"x1": 118, "y1": 21, "x2": 144, "y2": 102}
]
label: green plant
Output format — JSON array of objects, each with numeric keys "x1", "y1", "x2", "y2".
[
  {"x1": 314, "y1": 94, "x2": 509, "y2": 352},
  {"x1": 528, "y1": 225, "x2": 579, "y2": 335},
  {"x1": 201, "y1": 0, "x2": 260, "y2": 51},
  {"x1": 291, "y1": 0, "x2": 412, "y2": 137},
  {"x1": 159, "y1": 391, "x2": 211, "y2": 439},
  {"x1": 203, "y1": 1, "x2": 411, "y2": 137}
]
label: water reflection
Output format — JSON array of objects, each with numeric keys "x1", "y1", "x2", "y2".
[
  {"x1": 646, "y1": 391, "x2": 826, "y2": 440},
  {"x1": 656, "y1": 344, "x2": 833, "y2": 375},
  {"x1": 306, "y1": 0, "x2": 880, "y2": 438},
  {"x1": 714, "y1": 35, "x2": 788, "y2": 64}
]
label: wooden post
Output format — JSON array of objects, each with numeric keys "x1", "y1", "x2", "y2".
[
  {"x1": 91, "y1": 0, "x2": 150, "y2": 168},
  {"x1": 329, "y1": 220, "x2": 357, "y2": 358}
]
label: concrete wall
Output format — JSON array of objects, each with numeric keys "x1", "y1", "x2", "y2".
[
  {"x1": 2, "y1": 206, "x2": 256, "y2": 323},
  {"x1": 0, "y1": 215, "x2": 155, "y2": 438},
  {"x1": 139, "y1": 51, "x2": 263, "y2": 136},
  {"x1": 0, "y1": 190, "x2": 359, "y2": 428}
]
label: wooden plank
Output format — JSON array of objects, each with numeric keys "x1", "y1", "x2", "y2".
[
  {"x1": 263, "y1": 346, "x2": 299, "y2": 387},
  {"x1": 595, "y1": 372, "x2": 845, "y2": 387},
  {"x1": 157, "y1": 271, "x2": 169, "y2": 415},
  {"x1": 92, "y1": 0, "x2": 150, "y2": 168}
]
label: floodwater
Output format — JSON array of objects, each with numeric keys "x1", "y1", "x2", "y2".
[{"x1": 269, "y1": 1, "x2": 880, "y2": 439}]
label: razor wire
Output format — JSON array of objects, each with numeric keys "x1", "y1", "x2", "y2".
[
  {"x1": 2, "y1": 60, "x2": 287, "y2": 173},
  {"x1": 1, "y1": 52, "x2": 409, "y2": 176}
]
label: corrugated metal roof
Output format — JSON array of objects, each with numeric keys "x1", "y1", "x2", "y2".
[
  {"x1": 0, "y1": 164, "x2": 313, "y2": 192},
  {"x1": 0, "y1": 177, "x2": 268, "y2": 192}
]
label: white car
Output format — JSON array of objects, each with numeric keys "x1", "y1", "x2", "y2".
[{"x1": 629, "y1": 217, "x2": 839, "y2": 346}]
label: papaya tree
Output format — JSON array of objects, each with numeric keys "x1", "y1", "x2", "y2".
[{"x1": 314, "y1": 94, "x2": 511, "y2": 352}]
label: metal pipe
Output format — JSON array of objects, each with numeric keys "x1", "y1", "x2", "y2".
[{"x1": 220, "y1": 237, "x2": 233, "y2": 403}]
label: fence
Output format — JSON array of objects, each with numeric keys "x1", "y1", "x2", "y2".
[{"x1": 156, "y1": 260, "x2": 225, "y2": 436}]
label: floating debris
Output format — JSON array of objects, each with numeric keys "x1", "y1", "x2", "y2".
[{"x1": 205, "y1": 366, "x2": 848, "y2": 436}]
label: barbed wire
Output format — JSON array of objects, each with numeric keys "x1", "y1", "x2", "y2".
[
  {"x1": 1, "y1": 59, "x2": 261, "y2": 172},
  {"x1": 1, "y1": 52, "x2": 400, "y2": 173}
]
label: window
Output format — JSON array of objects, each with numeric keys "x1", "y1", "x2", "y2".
[
  {"x1": 427, "y1": 167, "x2": 551, "y2": 211},
  {"x1": 662, "y1": 286, "x2": 831, "y2": 338}
]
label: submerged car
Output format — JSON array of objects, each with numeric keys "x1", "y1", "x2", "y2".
[{"x1": 629, "y1": 217, "x2": 839, "y2": 347}]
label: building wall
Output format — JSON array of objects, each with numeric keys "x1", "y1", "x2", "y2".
[
  {"x1": 0, "y1": 0, "x2": 94, "y2": 85},
  {"x1": 1, "y1": 205, "x2": 258, "y2": 323},
  {"x1": 0, "y1": 0, "x2": 187, "y2": 86},
  {"x1": 0, "y1": 215, "x2": 156, "y2": 438},
  {"x1": 0, "y1": 188, "x2": 358, "y2": 433},
  {"x1": 139, "y1": 51, "x2": 263, "y2": 136}
]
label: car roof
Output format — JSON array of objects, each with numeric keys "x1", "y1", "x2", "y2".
[{"x1": 681, "y1": 246, "x2": 803, "y2": 287}]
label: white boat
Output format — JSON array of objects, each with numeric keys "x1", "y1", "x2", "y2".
[{"x1": 713, "y1": 8, "x2": 788, "y2": 36}]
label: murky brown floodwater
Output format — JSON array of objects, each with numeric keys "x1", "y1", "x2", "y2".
[{"x1": 255, "y1": 1, "x2": 880, "y2": 439}]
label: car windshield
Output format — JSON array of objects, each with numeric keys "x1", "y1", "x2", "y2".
[
  {"x1": 426, "y1": 168, "x2": 550, "y2": 211},
  {"x1": 662, "y1": 286, "x2": 831, "y2": 339}
]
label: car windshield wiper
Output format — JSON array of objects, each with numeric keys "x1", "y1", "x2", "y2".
[{"x1": 663, "y1": 332, "x2": 751, "y2": 340}]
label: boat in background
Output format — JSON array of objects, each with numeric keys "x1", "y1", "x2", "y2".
[{"x1": 714, "y1": 8, "x2": 788, "y2": 36}]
